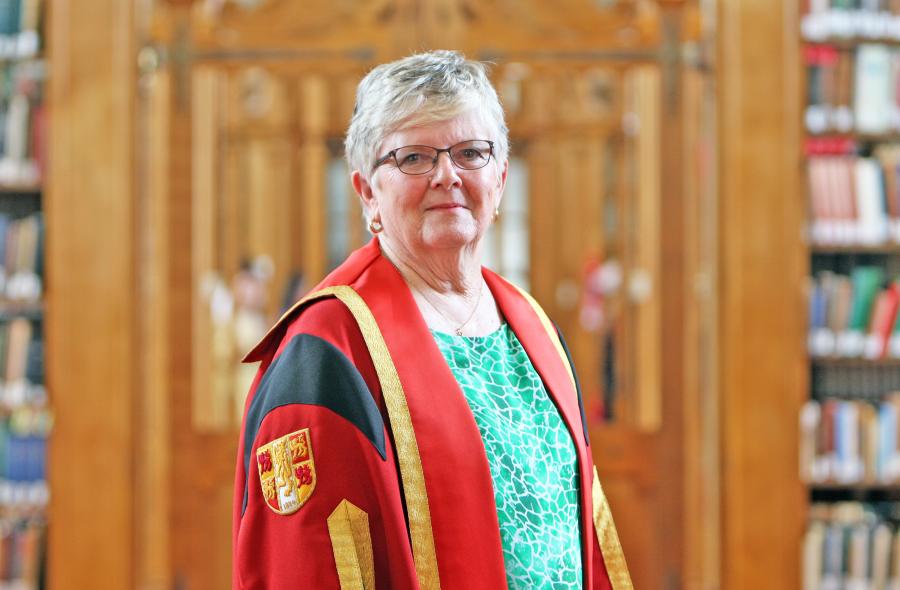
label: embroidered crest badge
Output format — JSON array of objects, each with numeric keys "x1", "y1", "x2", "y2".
[{"x1": 256, "y1": 428, "x2": 317, "y2": 515}]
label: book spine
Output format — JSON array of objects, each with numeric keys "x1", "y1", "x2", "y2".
[{"x1": 855, "y1": 44, "x2": 894, "y2": 134}]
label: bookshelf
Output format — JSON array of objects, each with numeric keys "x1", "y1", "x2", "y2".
[
  {"x1": 813, "y1": 245, "x2": 900, "y2": 254},
  {"x1": 0, "y1": 1, "x2": 48, "y2": 589},
  {"x1": 800, "y1": 2, "x2": 900, "y2": 587}
]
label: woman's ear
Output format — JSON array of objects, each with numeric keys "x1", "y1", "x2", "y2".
[
  {"x1": 495, "y1": 159, "x2": 509, "y2": 208},
  {"x1": 351, "y1": 170, "x2": 378, "y2": 220}
]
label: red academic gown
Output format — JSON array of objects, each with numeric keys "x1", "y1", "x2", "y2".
[{"x1": 232, "y1": 238, "x2": 630, "y2": 589}]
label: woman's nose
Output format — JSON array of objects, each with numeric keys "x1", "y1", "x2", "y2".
[{"x1": 430, "y1": 152, "x2": 462, "y2": 188}]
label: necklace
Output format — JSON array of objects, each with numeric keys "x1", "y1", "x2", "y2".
[{"x1": 417, "y1": 279, "x2": 484, "y2": 336}]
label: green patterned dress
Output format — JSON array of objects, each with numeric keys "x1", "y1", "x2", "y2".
[{"x1": 431, "y1": 324, "x2": 582, "y2": 589}]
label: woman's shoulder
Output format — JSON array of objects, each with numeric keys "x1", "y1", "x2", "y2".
[
  {"x1": 244, "y1": 290, "x2": 367, "y2": 364},
  {"x1": 275, "y1": 296, "x2": 365, "y2": 358}
]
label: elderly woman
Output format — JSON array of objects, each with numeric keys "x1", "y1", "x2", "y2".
[{"x1": 233, "y1": 51, "x2": 631, "y2": 590}]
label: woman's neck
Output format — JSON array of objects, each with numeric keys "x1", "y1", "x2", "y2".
[
  {"x1": 379, "y1": 236, "x2": 482, "y2": 296},
  {"x1": 379, "y1": 235, "x2": 501, "y2": 336}
]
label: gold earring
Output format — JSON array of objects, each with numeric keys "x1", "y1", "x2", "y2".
[
  {"x1": 492, "y1": 207, "x2": 500, "y2": 222},
  {"x1": 369, "y1": 219, "x2": 383, "y2": 234}
]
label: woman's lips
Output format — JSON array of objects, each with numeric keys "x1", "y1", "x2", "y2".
[{"x1": 428, "y1": 203, "x2": 465, "y2": 210}]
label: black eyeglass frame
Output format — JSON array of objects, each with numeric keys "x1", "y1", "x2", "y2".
[{"x1": 372, "y1": 139, "x2": 495, "y2": 175}]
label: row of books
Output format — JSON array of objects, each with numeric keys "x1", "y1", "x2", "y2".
[
  {"x1": 803, "y1": 3, "x2": 900, "y2": 42},
  {"x1": 0, "y1": 270, "x2": 44, "y2": 508},
  {"x1": 806, "y1": 44, "x2": 900, "y2": 135},
  {"x1": 801, "y1": 397, "x2": 900, "y2": 485},
  {"x1": 0, "y1": 319, "x2": 42, "y2": 406},
  {"x1": 0, "y1": 213, "x2": 41, "y2": 304},
  {"x1": 804, "y1": 502, "x2": 900, "y2": 590},
  {"x1": 0, "y1": 0, "x2": 40, "y2": 60},
  {"x1": 806, "y1": 147, "x2": 900, "y2": 246},
  {"x1": 0, "y1": 406, "x2": 47, "y2": 509},
  {"x1": 0, "y1": 516, "x2": 44, "y2": 589},
  {"x1": 808, "y1": 268, "x2": 900, "y2": 359},
  {"x1": 0, "y1": 61, "x2": 44, "y2": 188}
]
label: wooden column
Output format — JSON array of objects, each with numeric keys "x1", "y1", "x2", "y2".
[
  {"x1": 682, "y1": 58, "x2": 722, "y2": 590},
  {"x1": 135, "y1": 66, "x2": 173, "y2": 589},
  {"x1": 718, "y1": 1, "x2": 806, "y2": 589},
  {"x1": 297, "y1": 75, "x2": 328, "y2": 284},
  {"x1": 46, "y1": 0, "x2": 138, "y2": 587}
]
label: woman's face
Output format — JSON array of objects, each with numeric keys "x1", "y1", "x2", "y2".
[{"x1": 353, "y1": 110, "x2": 508, "y2": 257}]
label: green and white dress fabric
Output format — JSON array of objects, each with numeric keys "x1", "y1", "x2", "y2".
[{"x1": 431, "y1": 324, "x2": 582, "y2": 589}]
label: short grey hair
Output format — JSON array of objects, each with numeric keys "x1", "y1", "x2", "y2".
[{"x1": 344, "y1": 50, "x2": 509, "y2": 178}]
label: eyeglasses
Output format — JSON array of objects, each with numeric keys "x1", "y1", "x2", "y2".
[{"x1": 373, "y1": 139, "x2": 495, "y2": 175}]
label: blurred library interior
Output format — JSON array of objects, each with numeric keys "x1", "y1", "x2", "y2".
[{"x1": 10, "y1": 0, "x2": 900, "y2": 588}]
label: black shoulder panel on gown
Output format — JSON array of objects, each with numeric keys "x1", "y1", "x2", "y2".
[
  {"x1": 241, "y1": 333, "x2": 386, "y2": 516},
  {"x1": 554, "y1": 322, "x2": 591, "y2": 447}
]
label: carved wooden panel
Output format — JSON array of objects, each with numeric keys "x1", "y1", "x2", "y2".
[{"x1": 190, "y1": 0, "x2": 662, "y2": 56}]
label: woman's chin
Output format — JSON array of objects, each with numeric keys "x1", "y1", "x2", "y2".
[{"x1": 420, "y1": 224, "x2": 480, "y2": 251}]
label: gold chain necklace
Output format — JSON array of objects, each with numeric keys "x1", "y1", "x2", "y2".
[{"x1": 416, "y1": 279, "x2": 484, "y2": 336}]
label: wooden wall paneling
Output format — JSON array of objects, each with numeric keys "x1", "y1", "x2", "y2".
[
  {"x1": 417, "y1": 0, "x2": 468, "y2": 55},
  {"x1": 718, "y1": 1, "x2": 806, "y2": 589},
  {"x1": 681, "y1": 62, "x2": 703, "y2": 590},
  {"x1": 285, "y1": 75, "x2": 305, "y2": 284},
  {"x1": 572, "y1": 64, "x2": 616, "y2": 416},
  {"x1": 343, "y1": 160, "x2": 366, "y2": 255},
  {"x1": 191, "y1": 0, "x2": 417, "y2": 61},
  {"x1": 231, "y1": 69, "x2": 294, "y2": 320},
  {"x1": 219, "y1": 68, "x2": 295, "y2": 313},
  {"x1": 616, "y1": 87, "x2": 637, "y2": 425},
  {"x1": 224, "y1": 132, "x2": 262, "y2": 425},
  {"x1": 495, "y1": 63, "x2": 528, "y2": 138},
  {"x1": 297, "y1": 75, "x2": 329, "y2": 285},
  {"x1": 169, "y1": 9, "x2": 200, "y2": 582},
  {"x1": 158, "y1": 9, "x2": 237, "y2": 588},
  {"x1": 245, "y1": 136, "x2": 293, "y2": 319},
  {"x1": 191, "y1": 65, "x2": 228, "y2": 431},
  {"x1": 682, "y1": 14, "x2": 724, "y2": 582},
  {"x1": 565, "y1": 128, "x2": 585, "y2": 327},
  {"x1": 526, "y1": 132, "x2": 556, "y2": 313},
  {"x1": 593, "y1": 59, "x2": 683, "y2": 590},
  {"x1": 627, "y1": 65, "x2": 662, "y2": 431},
  {"x1": 655, "y1": 7, "x2": 687, "y2": 586},
  {"x1": 47, "y1": 0, "x2": 138, "y2": 587},
  {"x1": 221, "y1": 132, "x2": 244, "y2": 283},
  {"x1": 556, "y1": 123, "x2": 598, "y2": 396},
  {"x1": 448, "y1": 0, "x2": 660, "y2": 57},
  {"x1": 525, "y1": 75, "x2": 558, "y2": 314},
  {"x1": 556, "y1": 132, "x2": 582, "y2": 324},
  {"x1": 592, "y1": 427, "x2": 662, "y2": 590},
  {"x1": 682, "y1": 62, "x2": 722, "y2": 590},
  {"x1": 336, "y1": 74, "x2": 367, "y2": 253},
  {"x1": 135, "y1": 66, "x2": 173, "y2": 589},
  {"x1": 329, "y1": 72, "x2": 358, "y2": 138},
  {"x1": 570, "y1": 135, "x2": 605, "y2": 407}
]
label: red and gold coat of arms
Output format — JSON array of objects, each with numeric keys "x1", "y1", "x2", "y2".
[{"x1": 256, "y1": 428, "x2": 316, "y2": 515}]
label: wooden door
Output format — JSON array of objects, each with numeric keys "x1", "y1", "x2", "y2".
[{"x1": 135, "y1": 1, "x2": 715, "y2": 588}]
